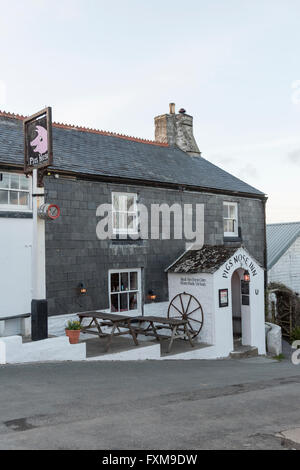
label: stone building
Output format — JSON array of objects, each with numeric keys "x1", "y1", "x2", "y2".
[{"x1": 0, "y1": 104, "x2": 267, "y2": 357}]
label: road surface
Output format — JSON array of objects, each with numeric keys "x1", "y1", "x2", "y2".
[{"x1": 0, "y1": 356, "x2": 300, "y2": 449}]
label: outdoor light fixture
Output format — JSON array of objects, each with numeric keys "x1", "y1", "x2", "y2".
[
  {"x1": 243, "y1": 270, "x2": 250, "y2": 282},
  {"x1": 148, "y1": 290, "x2": 157, "y2": 302},
  {"x1": 78, "y1": 283, "x2": 87, "y2": 296}
]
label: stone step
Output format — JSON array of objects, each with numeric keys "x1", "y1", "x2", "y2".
[{"x1": 230, "y1": 345, "x2": 259, "y2": 359}]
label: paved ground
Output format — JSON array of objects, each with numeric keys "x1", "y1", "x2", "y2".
[{"x1": 0, "y1": 355, "x2": 300, "y2": 450}]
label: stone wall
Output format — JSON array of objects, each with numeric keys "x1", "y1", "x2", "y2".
[{"x1": 44, "y1": 176, "x2": 265, "y2": 315}]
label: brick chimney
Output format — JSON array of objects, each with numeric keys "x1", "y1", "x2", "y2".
[{"x1": 154, "y1": 103, "x2": 201, "y2": 156}]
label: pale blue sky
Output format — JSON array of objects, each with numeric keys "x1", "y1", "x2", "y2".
[{"x1": 0, "y1": 0, "x2": 299, "y2": 222}]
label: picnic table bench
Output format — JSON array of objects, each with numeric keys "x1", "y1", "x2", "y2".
[
  {"x1": 78, "y1": 311, "x2": 138, "y2": 352},
  {"x1": 132, "y1": 315, "x2": 195, "y2": 353},
  {"x1": 77, "y1": 312, "x2": 195, "y2": 354}
]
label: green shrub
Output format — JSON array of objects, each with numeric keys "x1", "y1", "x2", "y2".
[
  {"x1": 273, "y1": 353, "x2": 285, "y2": 361},
  {"x1": 291, "y1": 326, "x2": 300, "y2": 343},
  {"x1": 66, "y1": 320, "x2": 81, "y2": 330}
]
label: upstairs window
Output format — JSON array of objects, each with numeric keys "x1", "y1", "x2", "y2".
[
  {"x1": 109, "y1": 268, "x2": 141, "y2": 313},
  {"x1": 112, "y1": 192, "x2": 138, "y2": 235},
  {"x1": 223, "y1": 202, "x2": 238, "y2": 237},
  {"x1": 0, "y1": 172, "x2": 31, "y2": 211}
]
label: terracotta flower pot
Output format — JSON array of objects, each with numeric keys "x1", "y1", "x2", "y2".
[{"x1": 65, "y1": 329, "x2": 81, "y2": 344}]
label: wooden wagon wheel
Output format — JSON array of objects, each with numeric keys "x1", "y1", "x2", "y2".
[{"x1": 167, "y1": 292, "x2": 204, "y2": 339}]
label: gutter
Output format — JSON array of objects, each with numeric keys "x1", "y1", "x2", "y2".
[{"x1": 0, "y1": 162, "x2": 268, "y2": 201}]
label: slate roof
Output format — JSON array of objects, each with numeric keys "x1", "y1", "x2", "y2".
[
  {"x1": 267, "y1": 222, "x2": 300, "y2": 269},
  {"x1": 0, "y1": 112, "x2": 265, "y2": 196},
  {"x1": 166, "y1": 245, "x2": 238, "y2": 273}
]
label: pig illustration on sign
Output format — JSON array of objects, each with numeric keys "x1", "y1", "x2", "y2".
[{"x1": 30, "y1": 125, "x2": 48, "y2": 155}]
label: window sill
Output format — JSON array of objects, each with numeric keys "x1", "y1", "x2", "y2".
[
  {"x1": 224, "y1": 235, "x2": 242, "y2": 243},
  {"x1": 0, "y1": 211, "x2": 33, "y2": 219}
]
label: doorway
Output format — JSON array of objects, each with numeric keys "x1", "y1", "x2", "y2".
[{"x1": 231, "y1": 270, "x2": 242, "y2": 341}]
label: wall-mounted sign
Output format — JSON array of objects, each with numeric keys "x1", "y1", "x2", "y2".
[
  {"x1": 219, "y1": 288, "x2": 228, "y2": 307},
  {"x1": 38, "y1": 203, "x2": 60, "y2": 220},
  {"x1": 241, "y1": 280, "x2": 250, "y2": 295},
  {"x1": 180, "y1": 277, "x2": 207, "y2": 287},
  {"x1": 222, "y1": 252, "x2": 258, "y2": 279},
  {"x1": 24, "y1": 107, "x2": 53, "y2": 173}
]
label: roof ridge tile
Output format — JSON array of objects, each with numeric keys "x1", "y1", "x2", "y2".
[{"x1": 0, "y1": 110, "x2": 168, "y2": 147}]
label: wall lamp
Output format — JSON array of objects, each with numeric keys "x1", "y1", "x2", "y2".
[
  {"x1": 78, "y1": 283, "x2": 87, "y2": 296},
  {"x1": 148, "y1": 290, "x2": 157, "y2": 302},
  {"x1": 243, "y1": 270, "x2": 250, "y2": 282}
]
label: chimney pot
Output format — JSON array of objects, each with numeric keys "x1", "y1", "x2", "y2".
[{"x1": 169, "y1": 103, "x2": 175, "y2": 114}]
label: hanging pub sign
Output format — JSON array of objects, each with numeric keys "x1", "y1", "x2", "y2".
[{"x1": 24, "y1": 107, "x2": 53, "y2": 173}]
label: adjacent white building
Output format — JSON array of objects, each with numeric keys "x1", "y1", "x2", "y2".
[
  {"x1": 0, "y1": 172, "x2": 33, "y2": 335},
  {"x1": 267, "y1": 222, "x2": 300, "y2": 294}
]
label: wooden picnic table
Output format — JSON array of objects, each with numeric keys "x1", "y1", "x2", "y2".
[
  {"x1": 133, "y1": 315, "x2": 195, "y2": 353},
  {"x1": 78, "y1": 311, "x2": 139, "y2": 352}
]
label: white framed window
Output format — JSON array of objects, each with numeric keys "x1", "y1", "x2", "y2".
[
  {"x1": 223, "y1": 201, "x2": 238, "y2": 237},
  {"x1": 109, "y1": 268, "x2": 141, "y2": 314},
  {"x1": 112, "y1": 192, "x2": 138, "y2": 235},
  {"x1": 0, "y1": 172, "x2": 32, "y2": 211}
]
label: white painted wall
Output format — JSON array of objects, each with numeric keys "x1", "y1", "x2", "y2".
[
  {"x1": 214, "y1": 247, "x2": 266, "y2": 356},
  {"x1": 268, "y1": 236, "x2": 300, "y2": 294},
  {"x1": 0, "y1": 335, "x2": 86, "y2": 364},
  {"x1": 167, "y1": 247, "x2": 266, "y2": 358},
  {"x1": 0, "y1": 218, "x2": 32, "y2": 320},
  {"x1": 168, "y1": 273, "x2": 214, "y2": 345}
]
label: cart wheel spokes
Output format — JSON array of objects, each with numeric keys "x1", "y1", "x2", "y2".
[{"x1": 167, "y1": 292, "x2": 204, "y2": 339}]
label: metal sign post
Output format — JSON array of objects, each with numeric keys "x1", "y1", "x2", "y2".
[
  {"x1": 24, "y1": 107, "x2": 53, "y2": 341},
  {"x1": 31, "y1": 169, "x2": 48, "y2": 340}
]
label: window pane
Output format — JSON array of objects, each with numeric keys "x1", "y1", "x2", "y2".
[
  {"x1": 10, "y1": 191, "x2": 19, "y2": 205},
  {"x1": 10, "y1": 175, "x2": 19, "y2": 190},
  {"x1": 229, "y1": 205, "x2": 236, "y2": 218},
  {"x1": 19, "y1": 192, "x2": 29, "y2": 207},
  {"x1": 224, "y1": 219, "x2": 234, "y2": 233},
  {"x1": 223, "y1": 204, "x2": 229, "y2": 217},
  {"x1": 129, "y1": 293, "x2": 137, "y2": 310},
  {"x1": 119, "y1": 293, "x2": 128, "y2": 312},
  {"x1": 111, "y1": 273, "x2": 120, "y2": 292},
  {"x1": 121, "y1": 195, "x2": 129, "y2": 211},
  {"x1": 127, "y1": 215, "x2": 136, "y2": 230},
  {"x1": 130, "y1": 272, "x2": 137, "y2": 290},
  {"x1": 0, "y1": 174, "x2": 9, "y2": 189},
  {"x1": 127, "y1": 195, "x2": 135, "y2": 211},
  {"x1": 113, "y1": 194, "x2": 121, "y2": 211},
  {"x1": 20, "y1": 175, "x2": 29, "y2": 191},
  {"x1": 0, "y1": 190, "x2": 8, "y2": 204},
  {"x1": 111, "y1": 294, "x2": 119, "y2": 312},
  {"x1": 121, "y1": 272, "x2": 129, "y2": 291},
  {"x1": 119, "y1": 213, "x2": 127, "y2": 229},
  {"x1": 113, "y1": 212, "x2": 119, "y2": 230}
]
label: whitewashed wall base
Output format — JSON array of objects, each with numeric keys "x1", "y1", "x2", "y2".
[
  {"x1": 0, "y1": 335, "x2": 86, "y2": 364},
  {"x1": 265, "y1": 322, "x2": 282, "y2": 356}
]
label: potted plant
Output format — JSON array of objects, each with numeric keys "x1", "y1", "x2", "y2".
[{"x1": 65, "y1": 320, "x2": 81, "y2": 344}]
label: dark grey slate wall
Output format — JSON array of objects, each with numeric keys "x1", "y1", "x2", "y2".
[{"x1": 44, "y1": 176, "x2": 265, "y2": 316}]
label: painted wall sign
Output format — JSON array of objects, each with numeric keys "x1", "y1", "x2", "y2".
[
  {"x1": 222, "y1": 252, "x2": 258, "y2": 279},
  {"x1": 24, "y1": 107, "x2": 53, "y2": 172},
  {"x1": 241, "y1": 280, "x2": 250, "y2": 295},
  {"x1": 180, "y1": 276, "x2": 207, "y2": 287},
  {"x1": 219, "y1": 288, "x2": 228, "y2": 307},
  {"x1": 242, "y1": 295, "x2": 250, "y2": 306}
]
